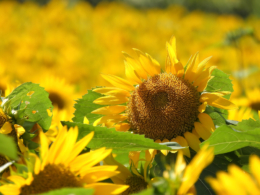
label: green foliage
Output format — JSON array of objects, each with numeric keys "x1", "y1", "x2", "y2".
[
  {"x1": 132, "y1": 189, "x2": 154, "y2": 195},
  {"x1": 205, "y1": 106, "x2": 228, "y2": 126},
  {"x1": 62, "y1": 122, "x2": 183, "y2": 153},
  {"x1": 205, "y1": 69, "x2": 233, "y2": 99},
  {"x1": 4, "y1": 82, "x2": 53, "y2": 131},
  {"x1": 201, "y1": 124, "x2": 260, "y2": 155},
  {"x1": 0, "y1": 133, "x2": 17, "y2": 159},
  {"x1": 40, "y1": 188, "x2": 94, "y2": 195},
  {"x1": 73, "y1": 89, "x2": 104, "y2": 124}
]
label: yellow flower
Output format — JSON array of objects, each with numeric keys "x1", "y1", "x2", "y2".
[
  {"x1": 0, "y1": 126, "x2": 128, "y2": 195},
  {"x1": 207, "y1": 155, "x2": 260, "y2": 195},
  {"x1": 92, "y1": 36, "x2": 236, "y2": 157},
  {"x1": 228, "y1": 106, "x2": 253, "y2": 122},
  {"x1": 231, "y1": 88, "x2": 260, "y2": 112},
  {"x1": 39, "y1": 75, "x2": 77, "y2": 117},
  {"x1": 158, "y1": 144, "x2": 214, "y2": 195},
  {"x1": 104, "y1": 150, "x2": 153, "y2": 195}
]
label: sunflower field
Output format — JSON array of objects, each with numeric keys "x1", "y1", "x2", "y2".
[{"x1": 1, "y1": 0, "x2": 260, "y2": 194}]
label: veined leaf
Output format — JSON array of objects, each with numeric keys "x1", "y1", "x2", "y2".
[
  {"x1": 205, "y1": 106, "x2": 228, "y2": 126},
  {"x1": 4, "y1": 82, "x2": 53, "y2": 131},
  {"x1": 201, "y1": 124, "x2": 260, "y2": 155},
  {"x1": 205, "y1": 69, "x2": 233, "y2": 99},
  {"x1": 73, "y1": 89, "x2": 105, "y2": 124},
  {"x1": 0, "y1": 134, "x2": 17, "y2": 159},
  {"x1": 40, "y1": 188, "x2": 94, "y2": 195},
  {"x1": 62, "y1": 122, "x2": 182, "y2": 153}
]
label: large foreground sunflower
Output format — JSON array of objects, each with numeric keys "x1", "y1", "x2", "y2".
[
  {"x1": 92, "y1": 36, "x2": 236, "y2": 156},
  {"x1": 0, "y1": 126, "x2": 128, "y2": 195}
]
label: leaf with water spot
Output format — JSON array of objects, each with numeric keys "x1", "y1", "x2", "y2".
[{"x1": 4, "y1": 82, "x2": 53, "y2": 131}]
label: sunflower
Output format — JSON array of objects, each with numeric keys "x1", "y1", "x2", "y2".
[
  {"x1": 0, "y1": 126, "x2": 128, "y2": 195},
  {"x1": 104, "y1": 150, "x2": 153, "y2": 195},
  {"x1": 38, "y1": 75, "x2": 77, "y2": 117},
  {"x1": 231, "y1": 88, "x2": 260, "y2": 112},
  {"x1": 207, "y1": 155, "x2": 260, "y2": 195},
  {"x1": 0, "y1": 108, "x2": 27, "y2": 171},
  {"x1": 158, "y1": 144, "x2": 214, "y2": 195},
  {"x1": 92, "y1": 36, "x2": 236, "y2": 157},
  {"x1": 228, "y1": 106, "x2": 253, "y2": 122}
]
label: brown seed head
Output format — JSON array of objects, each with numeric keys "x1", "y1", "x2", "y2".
[
  {"x1": 20, "y1": 164, "x2": 82, "y2": 195},
  {"x1": 127, "y1": 73, "x2": 200, "y2": 140}
]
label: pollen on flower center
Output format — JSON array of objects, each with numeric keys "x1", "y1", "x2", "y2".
[
  {"x1": 124, "y1": 176, "x2": 147, "y2": 195},
  {"x1": 127, "y1": 73, "x2": 200, "y2": 141},
  {"x1": 20, "y1": 164, "x2": 82, "y2": 195}
]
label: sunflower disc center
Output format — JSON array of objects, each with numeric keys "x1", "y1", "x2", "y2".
[
  {"x1": 124, "y1": 176, "x2": 147, "y2": 195},
  {"x1": 127, "y1": 73, "x2": 200, "y2": 140},
  {"x1": 20, "y1": 164, "x2": 82, "y2": 195}
]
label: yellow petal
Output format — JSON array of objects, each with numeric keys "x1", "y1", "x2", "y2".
[
  {"x1": 216, "y1": 172, "x2": 247, "y2": 195},
  {"x1": 229, "y1": 164, "x2": 260, "y2": 194},
  {"x1": 193, "y1": 66, "x2": 216, "y2": 87},
  {"x1": 93, "y1": 96, "x2": 128, "y2": 105},
  {"x1": 197, "y1": 76, "x2": 214, "y2": 92},
  {"x1": 198, "y1": 113, "x2": 215, "y2": 132},
  {"x1": 194, "y1": 122, "x2": 211, "y2": 140},
  {"x1": 97, "y1": 115, "x2": 128, "y2": 125},
  {"x1": 185, "y1": 52, "x2": 199, "y2": 83},
  {"x1": 39, "y1": 129, "x2": 49, "y2": 160},
  {"x1": 200, "y1": 93, "x2": 237, "y2": 110},
  {"x1": 0, "y1": 122, "x2": 12, "y2": 134},
  {"x1": 93, "y1": 87, "x2": 131, "y2": 97},
  {"x1": 101, "y1": 74, "x2": 135, "y2": 91},
  {"x1": 85, "y1": 183, "x2": 129, "y2": 195},
  {"x1": 171, "y1": 136, "x2": 190, "y2": 158},
  {"x1": 196, "y1": 56, "x2": 212, "y2": 75},
  {"x1": 54, "y1": 126, "x2": 78, "y2": 164},
  {"x1": 129, "y1": 151, "x2": 140, "y2": 169},
  {"x1": 165, "y1": 39, "x2": 184, "y2": 77},
  {"x1": 184, "y1": 132, "x2": 201, "y2": 152},
  {"x1": 115, "y1": 123, "x2": 130, "y2": 132},
  {"x1": 192, "y1": 128, "x2": 200, "y2": 139},
  {"x1": 66, "y1": 131, "x2": 94, "y2": 166},
  {"x1": 198, "y1": 101, "x2": 207, "y2": 113},
  {"x1": 249, "y1": 155, "x2": 260, "y2": 186},
  {"x1": 104, "y1": 153, "x2": 132, "y2": 184},
  {"x1": 125, "y1": 61, "x2": 142, "y2": 85},
  {"x1": 174, "y1": 150, "x2": 186, "y2": 176},
  {"x1": 81, "y1": 166, "x2": 119, "y2": 183},
  {"x1": 133, "y1": 48, "x2": 161, "y2": 77},
  {"x1": 84, "y1": 116, "x2": 89, "y2": 124},
  {"x1": 122, "y1": 51, "x2": 148, "y2": 80},
  {"x1": 91, "y1": 106, "x2": 126, "y2": 115}
]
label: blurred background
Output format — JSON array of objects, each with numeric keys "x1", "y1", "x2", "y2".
[{"x1": 0, "y1": 0, "x2": 260, "y2": 120}]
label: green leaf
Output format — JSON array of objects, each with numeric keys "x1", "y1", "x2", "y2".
[
  {"x1": 39, "y1": 188, "x2": 94, "y2": 195},
  {"x1": 205, "y1": 106, "x2": 227, "y2": 126},
  {"x1": 132, "y1": 189, "x2": 154, "y2": 195},
  {"x1": 205, "y1": 69, "x2": 233, "y2": 99},
  {"x1": 233, "y1": 118, "x2": 260, "y2": 131},
  {"x1": 0, "y1": 134, "x2": 17, "y2": 159},
  {"x1": 73, "y1": 89, "x2": 105, "y2": 124},
  {"x1": 4, "y1": 82, "x2": 53, "y2": 131},
  {"x1": 201, "y1": 125, "x2": 260, "y2": 155},
  {"x1": 62, "y1": 122, "x2": 182, "y2": 153}
]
